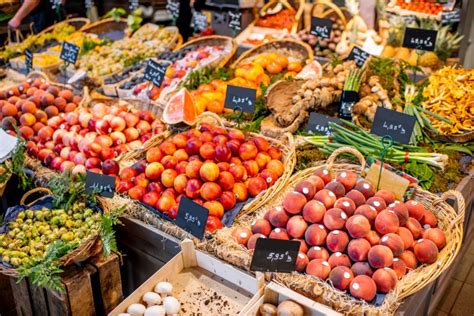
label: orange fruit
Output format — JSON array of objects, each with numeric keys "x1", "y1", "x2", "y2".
[
  {"x1": 287, "y1": 62, "x2": 302, "y2": 73},
  {"x1": 275, "y1": 55, "x2": 289, "y2": 68},
  {"x1": 266, "y1": 62, "x2": 283, "y2": 75},
  {"x1": 198, "y1": 83, "x2": 214, "y2": 92},
  {"x1": 210, "y1": 79, "x2": 224, "y2": 89},
  {"x1": 194, "y1": 96, "x2": 208, "y2": 114},
  {"x1": 207, "y1": 99, "x2": 224, "y2": 114}
]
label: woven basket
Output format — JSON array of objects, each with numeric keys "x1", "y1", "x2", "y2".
[
  {"x1": 81, "y1": 18, "x2": 128, "y2": 38},
  {"x1": 202, "y1": 146, "x2": 465, "y2": 315},
  {"x1": 231, "y1": 39, "x2": 313, "y2": 68},
  {"x1": 178, "y1": 35, "x2": 237, "y2": 67},
  {"x1": 254, "y1": 0, "x2": 305, "y2": 34},
  {"x1": 310, "y1": 0, "x2": 348, "y2": 27},
  {"x1": 0, "y1": 188, "x2": 106, "y2": 277},
  {"x1": 424, "y1": 128, "x2": 474, "y2": 143}
]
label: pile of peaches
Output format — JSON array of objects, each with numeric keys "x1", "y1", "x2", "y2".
[
  {"x1": 115, "y1": 123, "x2": 285, "y2": 233},
  {"x1": 0, "y1": 78, "x2": 166, "y2": 175},
  {"x1": 232, "y1": 169, "x2": 447, "y2": 302}
]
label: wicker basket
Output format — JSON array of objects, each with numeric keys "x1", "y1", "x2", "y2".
[
  {"x1": 254, "y1": 0, "x2": 305, "y2": 34},
  {"x1": 424, "y1": 128, "x2": 474, "y2": 143},
  {"x1": 81, "y1": 18, "x2": 128, "y2": 39},
  {"x1": 178, "y1": 35, "x2": 237, "y2": 67},
  {"x1": 35, "y1": 17, "x2": 90, "y2": 38},
  {"x1": 0, "y1": 188, "x2": 105, "y2": 277},
  {"x1": 231, "y1": 39, "x2": 313, "y2": 68},
  {"x1": 310, "y1": 0, "x2": 348, "y2": 28},
  {"x1": 202, "y1": 146, "x2": 465, "y2": 315}
]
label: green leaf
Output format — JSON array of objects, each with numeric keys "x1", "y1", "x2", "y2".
[{"x1": 99, "y1": 206, "x2": 125, "y2": 257}]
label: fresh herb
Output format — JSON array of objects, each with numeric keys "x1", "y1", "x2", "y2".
[
  {"x1": 99, "y1": 206, "x2": 125, "y2": 257},
  {"x1": 403, "y1": 160, "x2": 434, "y2": 190},
  {"x1": 366, "y1": 58, "x2": 399, "y2": 98},
  {"x1": 182, "y1": 67, "x2": 232, "y2": 91},
  {"x1": 49, "y1": 172, "x2": 98, "y2": 211},
  {"x1": 127, "y1": 8, "x2": 143, "y2": 33},
  {"x1": 105, "y1": 8, "x2": 127, "y2": 21},
  {"x1": 81, "y1": 37, "x2": 111, "y2": 55},
  {"x1": 295, "y1": 145, "x2": 328, "y2": 171},
  {"x1": 0, "y1": 135, "x2": 31, "y2": 190}
]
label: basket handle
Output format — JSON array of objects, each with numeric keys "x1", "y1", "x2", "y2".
[
  {"x1": 433, "y1": 190, "x2": 465, "y2": 228},
  {"x1": 20, "y1": 187, "x2": 52, "y2": 206},
  {"x1": 27, "y1": 70, "x2": 50, "y2": 81},
  {"x1": 325, "y1": 146, "x2": 366, "y2": 172},
  {"x1": 195, "y1": 112, "x2": 226, "y2": 128}
]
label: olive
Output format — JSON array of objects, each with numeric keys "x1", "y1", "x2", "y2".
[
  {"x1": 25, "y1": 210, "x2": 34, "y2": 219},
  {"x1": 17, "y1": 212, "x2": 25, "y2": 220}
]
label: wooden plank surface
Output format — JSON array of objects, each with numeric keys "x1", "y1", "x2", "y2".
[
  {"x1": 0, "y1": 274, "x2": 16, "y2": 316},
  {"x1": 62, "y1": 264, "x2": 96, "y2": 316},
  {"x1": 9, "y1": 277, "x2": 33, "y2": 316},
  {"x1": 29, "y1": 284, "x2": 49, "y2": 316}
]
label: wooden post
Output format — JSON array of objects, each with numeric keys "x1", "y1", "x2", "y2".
[{"x1": 9, "y1": 277, "x2": 33, "y2": 316}]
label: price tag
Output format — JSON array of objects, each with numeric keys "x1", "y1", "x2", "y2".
[
  {"x1": 224, "y1": 85, "x2": 256, "y2": 113},
  {"x1": 310, "y1": 17, "x2": 333, "y2": 39},
  {"x1": 49, "y1": 0, "x2": 61, "y2": 10},
  {"x1": 347, "y1": 46, "x2": 370, "y2": 67},
  {"x1": 129, "y1": 0, "x2": 139, "y2": 10},
  {"x1": 250, "y1": 238, "x2": 300, "y2": 273},
  {"x1": 25, "y1": 49, "x2": 33, "y2": 73},
  {"x1": 0, "y1": 129, "x2": 18, "y2": 163},
  {"x1": 175, "y1": 196, "x2": 209, "y2": 240},
  {"x1": 192, "y1": 10, "x2": 208, "y2": 32},
  {"x1": 228, "y1": 11, "x2": 242, "y2": 32},
  {"x1": 60, "y1": 42, "x2": 80, "y2": 64},
  {"x1": 402, "y1": 27, "x2": 438, "y2": 52},
  {"x1": 401, "y1": 15, "x2": 416, "y2": 24},
  {"x1": 305, "y1": 112, "x2": 341, "y2": 136},
  {"x1": 371, "y1": 107, "x2": 416, "y2": 145},
  {"x1": 441, "y1": 9, "x2": 461, "y2": 24},
  {"x1": 85, "y1": 171, "x2": 115, "y2": 198},
  {"x1": 166, "y1": 0, "x2": 180, "y2": 19},
  {"x1": 144, "y1": 59, "x2": 167, "y2": 87}
]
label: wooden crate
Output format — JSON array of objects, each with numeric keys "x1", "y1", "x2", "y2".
[
  {"x1": 110, "y1": 239, "x2": 264, "y2": 315},
  {"x1": 243, "y1": 281, "x2": 341, "y2": 316},
  {"x1": 8, "y1": 253, "x2": 123, "y2": 316}
]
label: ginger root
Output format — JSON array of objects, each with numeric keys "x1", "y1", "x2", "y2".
[{"x1": 352, "y1": 76, "x2": 393, "y2": 125}]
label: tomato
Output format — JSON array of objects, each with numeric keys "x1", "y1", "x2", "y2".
[
  {"x1": 266, "y1": 62, "x2": 283, "y2": 75},
  {"x1": 206, "y1": 215, "x2": 223, "y2": 233},
  {"x1": 287, "y1": 61, "x2": 302, "y2": 73}
]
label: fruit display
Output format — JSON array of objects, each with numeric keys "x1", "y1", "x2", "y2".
[
  {"x1": 232, "y1": 167, "x2": 448, "y2": 302},
  {"x1": 0, "y1": 201, "x2": 99, "y2": 268},
  {"x1": 256, "y1": 8, "x2": 296, "y2": 31},
  {"x1": 116, "y1": 123, "x2": 286, "y2": 233},
  {"x1": 123, "y1": 281, "x2": 181, "y2": 316},
  {"x1": 9, "y1": 52, "x2": 61, "y2": 71},
  {"x1": 388, "y1": 0, "x2": 444, "y2": 16}
]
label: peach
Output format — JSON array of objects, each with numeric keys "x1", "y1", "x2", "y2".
[
  {"x1": 260, "y1": 169, "x2": 278, "y2": 186},
  {"x1": 372, "y1": 268, "x2": 397, "y2": 293},
  {"x1": 305, "y1": 224, "x2": 327, "y2": 246},
  {"x1": 185, "y1": 160, "x2": 203, "y2": 179},
  {"x1": 269, "y1": 228, "x2": 290, "y2": 240},
  {"x1": 268, "y1": 206, "x2": 290, "y2": 228},
  {"x1": 200, "y1": 162, "x2": 220, "y2": 182},
  {"x1": 406, "y1": 217, "x2": 423, "y2": 239},
  {"x1": 185, "y1": 137, "x2": 202, "y2": 155},
  {"x1": 295, "y1": 180, "x2": 316, "y2": 200},
  {"x1": 314, "y1": 189, "x2": 337, "y2": 209},
  {"x1": 329, "y1": 266, "x2": 354, "y2": 290},
  {"x1": 185, "y1": 179, "x2": 202, "y2": 199},
  {"x1": 350, "y1": 275, "x2": 377, "y2": 302},
  {"x1": 351, "y1": 262, "x2": 373, "y2": 277},
  {"x1": 294, "y1": 239, "x2": 308, "y2": 253},
  {"x1": 247, "y1": 233, "x2": 266, "y2": 250},
  {"x1": 252, "y1": 136, "x2": 270, "y2": 152},
  {"x1": 368, "y1": 245, "x2": 393, "y2": 269},
  {"x1": 374, "y1": 189, "x2": 396, "y2": 205},
  {"x1": 228, "y1": 128, "x2": 245, "y2": 142},
  {"x1": 296, "y1": 253, "x2": 309, "y2": 272},
  {"x1": 326, "y1": 230, "x2": 349, "y2": 253},
  {"x1": 421, "y1": 210, "x2": 437, "y2": 228},
  {"x1": 387, "y1": 202, "x2": 409, "y2": 226},
  {"x1": 366, "y1": 197, "x2": 387, "y2": 213},
  {"x1": 173, "y1": 174, "x2": 188, "y2": 194},
  {"x1": 213, "y1": 134, "x2": 228, "y2": 145},
  {"x1": 345, "y1": 190, "x2": 366, "y2": 207},
  {"x1": 282, "y1": 191, "x2": 307, "y2": 214},
  {"x1": 396, "y1": 227, "x2": 414, "y2": 250},
  {"x1": 19, "y1": 126, "x2": 34, "y2": 139},
  {"x1": 215, "y1": 144, "x2": 231, "y2": 163},
  {"x1": 200, "y1": 182, "x2": 222, "y2": 201},
  {"x1": 314, "y1": 168, "x2": 332, "y2": 184},
  {"x1": 176, "y1": 161, "x2": 188, "y2": 175},
  {"x1": 399, "y1": 250, "x2": 418, "y2": 270},
  {"x1": 133, "y1": 174, "x2": 149, "y2": 188},
  {"x1": 161, "y1": 169, "x2": 178, "y2": 188},
  {"x1": 414, "y1": 239, "x2": 439, "y2": 264},
  {"x1": 324, "y1": 181, "x2": 346, "y2": 198},
  {"x1": 199, "y1": 131, "x2": 213, "y2": 143},
  {"x1": 354, "y1": 180, "x2": 375, "y2": 199},
  {"x1": 348, "y1": 238, "x2": 371, "y2": 262},
  {"x1": 19, "y1": 113, "x2": 36, "y2": 127},
  {"x1": 217, "y1": 162, "x2": 230, "y2": 172},
  {"x1": 307, "y1": 246, "x2": 329, "y2": 261},
  {"x1": 323, "y1": 208, "x2": 348, "y2": 230},
  {"x1": 422, "y1": 228, "x2": 446, "y2": 250},
  {"x1": 172, "y1": 133, "x2": 187, "y2": 148},
  {"x1": 334, "y1": 197, "x2": 356, "y2": 216},
  {"x1": 204, "y1": 201, "x2": 224, "y2": 218},
  {"x1": 247, "y1": 177, "x2": 268, "y2": 197},
  {"x1": 405, "y1": 200, "x2": 425, "y2": 221},
  {"x1": 337, "y1": 171, "x2": 358, "y2": 191},
  {"x1": 145, "y1": 162, "x2": 164, "y2": 180},
  {"x1": 159, "y1": 141, "x2": 177, "y2": 155},
  {"x1": 220, "y1": 191, "x2": 236, "y2": 210},
  {"x1": 354, "y1": 205, "x2": 378, "y2": 226},
  {"x1": 216, "y1": 171, "x2": 235, "y2": 191},
  {"x1": 391, "y1": 258, "x2": 407, "y2": 279},
  {"x1": 239, "y1": 142, "x2": 258, "y2": 160},
  {"x1": 232, "y1": 227, "x2": 252, "y2": 245},
  {"x1": 328, "y1": 252, "x2": 351, "y2": 268},
  {"x1": 173, "y1": 149, "x2": 189, "y2": 162},
  {"x1": 233, "y1": 182, "x2": 248, "y2": 202},
  {"x1": 255, "y1": 152, "x2": 271, "y2": 169},
  {"x1": 199, "y1": 142, "x2": 216, "y2": 160},
  {"x1": 229, "y1": 164, "x2": 247, "y2": 181},
  {"x1": 156, "y1": 195, "x2": 175, "y2": 213},
  {"x1": 346, "y1": 214, "x2": 371, "y2": 238},
  {"x1": 380, "y1": 233, "x2": 404, "y2": 256},
  {"x1": 143, "y1": 191, "x2": 159, "y2": 207},
  {"x1": 286, "y1": 216, "x2": 308, "y2": 239},
  {"x1": 375, "y1": 210, "x2": 400, "y2": 235},
  {"x1": 306, "y1": 259, "x2": 331, "y2": 280},
  {"x1": 302, "y1": 200, "x2": 326, "y2": 223},
  {"x1": 35, "y1": 110, "x2": 48, "y2": 123},
  {"x1": 128, "y1": 185, "x2": 146, "y2": 201},
  {"x1": 306, "y1": 175, "x2": 325, "y2": 191},
  {"x1": 266, "y1": 160, "x2": 284, "y2": 177},
  {"x1": 267, "y1": 146, "x2": 282, "y2": 160}
]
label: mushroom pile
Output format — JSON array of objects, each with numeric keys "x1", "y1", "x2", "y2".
[
  {"x1": 259, "y1": 299, "x2": 304, "y2": 316},
  {"x1": 120, "y1": 282, "x2": 180, "y2": 316}
]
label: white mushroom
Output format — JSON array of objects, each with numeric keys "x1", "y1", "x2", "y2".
[
  {"x1": 154, "y1": 282, "x2": 173, "y2": 297},
  {"x1": 277, "y1": 300, "x2": 304, "y2": 316},
  {"x1": 127, "y1": 303, "x2": 147, "y2": 315},
  {"x1": 143, "y1": 292, "x2": 162, "y2": 306},
  {"x1": 144, "y1": 305, "x2": 166, "y2": 316},
  {"x1": 163, "y1": 296, "x2": 180, "y2": 315}
]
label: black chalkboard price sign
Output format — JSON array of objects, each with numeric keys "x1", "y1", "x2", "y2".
[
  {"x1": 175, "y1": 196, "x2": 209, "y2": 240},
  {"x1": 310, "y1": 17, "x2": 333, "y2": 39},
  {"x1": 402, "y1": 28, "x2": 438, "y2": 52},
  {"x1": 60, "y1": 42, "x2": 80, "y2": 64},
  {"x1": 25, "y1": 49, "x2": 33, "y2": 73},
  {"x1": 347, "y1": 46, "x2": 370, "y2": 67},
  {"x1": 228, "y1": 11, "x2": 242, "y2": 32},
  {"x1": 371, "y1": 107, "x2": 416, "y2": 144},
  {"x1": 305, "y1": 112, "x2": 342, "y2": 136},
  {"x1": 166, "y1": 0, "x2": 180, "y2": 19},
  {"x1": 192, "y1": 11, "x2": 208, "y2": 32},
  {"x1": 441, "y1": 9, "x2": 461, "y2": 24},
  {"x1": 144, "y1": 59, "x2": 167, "y2": 87},
  {"x1": 85, "y1": 171, "x2": 115, "y2": 198},
  {"x1": 250, "y1": 238, "x2": 300, "y2": 273},
  {"x1": 224, "y1": 85, "x2": 256, "y2": 113}
]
